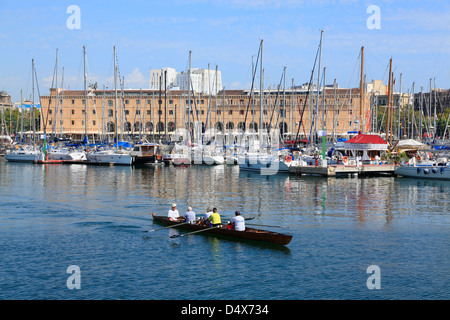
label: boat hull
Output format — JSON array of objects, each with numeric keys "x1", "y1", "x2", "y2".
[
  {"x1": 395, "y1": 165, "x2": 450, "y2": 180},
  {"x1": 87, "y1": 152, "x2": 133, "y2": 165},
  {"x1": 238, "y1": 154, "x2": 290, "y2": 174},
  {"x1": 4, "y1": 152, "x2": 41, "y2": 162},
  {"x1": 152, "y1": 215, "x2": 292, "y2": 245}
]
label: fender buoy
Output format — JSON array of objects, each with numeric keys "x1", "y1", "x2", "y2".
[
  {"x1": 285, "y1": 155, "x2": 292, "y2": 163},
  {"x1": 342, "y1": 156, "x2": 348, "y2": 164}
]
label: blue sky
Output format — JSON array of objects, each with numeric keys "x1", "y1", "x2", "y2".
[{"x1": 1, "y1": 0, "x2": 449, "y2": 102}]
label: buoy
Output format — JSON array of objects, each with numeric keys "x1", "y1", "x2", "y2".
[
  {"x1": 285, "y1": 155, "x2": 292, "y2": 163},
  {"x1": 342, "y1": 156, "x2": 348, "y2": 164}
]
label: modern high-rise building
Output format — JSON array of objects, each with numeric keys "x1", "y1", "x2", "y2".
[{"x1": 149, "y1": 67, "x2": 222, "y2": 95}]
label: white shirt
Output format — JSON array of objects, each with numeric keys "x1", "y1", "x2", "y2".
[
  {"x1": 168, "y1": 209, "x2": 179, "y2": 220},
  {"x1": 184, "y1": 210, "x2": 196, "y2": 223},
  {"x1": 231, "y1": 215, "x2": 245, "y2": 231},
  {"x1": 204, "y1": 211, "x2": 213, "y2": 219}
]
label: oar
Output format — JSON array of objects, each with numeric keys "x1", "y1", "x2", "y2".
[
  {"x1": 142, "y1": 219, "x2": 198, "y2": 233},
  {"x1": 246, "y1": 223, "x2": 282, "y2": 228},
  {"x1": 222, "y1": 216, "x2": 256, "y2": 222},
  {"x1": 170, "y1": 225, "x2": 222, "y2": 238}
]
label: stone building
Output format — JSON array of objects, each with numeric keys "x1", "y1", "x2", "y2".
[{"x1": 40, "y1": 86, "x2": 371, "y2": 142}]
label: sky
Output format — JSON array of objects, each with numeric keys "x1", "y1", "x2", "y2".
[{"x1": 1, "y1": 0, "x2": 449, "y2": 103}]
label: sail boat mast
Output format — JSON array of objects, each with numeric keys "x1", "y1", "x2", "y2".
[
  {"x1": 83, "y1": 45, "x2": 88, "y2": 149},
  {"x1": 259, "y1": 39, "x2": 264, "y2": 152},
  {"x1": 360, "y1": 46, "x2": 364, "y2": 133},
  {"x1": 315, "y1": 30, "x2": 324, "y2": 146},
  {"x1": 114, "y1": 45, "x2": 118, "y2": 147}
]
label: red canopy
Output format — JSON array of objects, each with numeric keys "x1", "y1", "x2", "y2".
[{"x1": 345, "y1": 134, "x2": 387, "y2": 144}]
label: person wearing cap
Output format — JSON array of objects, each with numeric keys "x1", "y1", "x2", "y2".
[
  {"x1": 183, "y1": 207, "x2": 196, "y2": 224},
  {"x1": 230, "y1": 211, "x2": 245, "y2": 231},
  {"x1": 168, "y1": 203, "x2": 181, "y2": 222}
]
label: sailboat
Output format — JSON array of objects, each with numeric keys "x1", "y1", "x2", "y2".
[
  {"x1": 46, "y1": 49, "x2": 87, "y2": 162},
  {"x1": 85, "y1": 45, "x2": 133, "y2": 165},
  {"x1": 5, "y1": 59, "x2": 41, "y2": 163},
  {"x1": 237, "y1": 40, "x2": 290, "y2": 174}
]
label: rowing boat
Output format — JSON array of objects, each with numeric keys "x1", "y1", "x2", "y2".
[{"x1": 151, "y1": 214, "x2": 293, "y2": 245}]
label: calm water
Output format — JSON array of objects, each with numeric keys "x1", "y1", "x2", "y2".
[{"x1": 0, "y1": 157, "x2": 448, "y2": 300}]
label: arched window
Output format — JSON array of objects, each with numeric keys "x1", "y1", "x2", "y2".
[
  {"x1": 106, "y1": 121, "x2": 115, "y2": 133},
  {"x1": 215, "y1": 122, "x2": 223, "y2": 132},
  {"x1": 226, "y1": 122, "x2": 234, "y2": 130},
  {"x1": 145, "y1": 121, "x2": 154, "y2": 132},
  {"x1": 134, "y1": 121, "x2": 142, "y2": 132},
  {"x1": 167, "y1": 121, "x2": 176, "y2": 132},
  {"x1": 249, "y1": 121, "x2": 258, "y2": 132}
]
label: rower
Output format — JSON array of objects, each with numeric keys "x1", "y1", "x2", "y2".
[
  {"x1": 168, "y1": 203, "x2": 182, "y2": 222},
  {"x1": 199, "y1": 207, "x2": 213, "y2": 225},
  {"x1": 230, "y1": 211, "x2": 245, "y2": 231},
  {"x1": 208, "y1": 208, "x2": 221, "y2": 227},
  {"x1": 183, "y1": 207, "x2": 196, "y2": 224}
]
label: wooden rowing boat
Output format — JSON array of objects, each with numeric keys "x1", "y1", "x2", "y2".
[{"x1": 151, "y1": 214, "x2": 293, "y2": 245}]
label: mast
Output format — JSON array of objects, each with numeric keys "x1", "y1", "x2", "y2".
[
  {"x1": 315, "y1": 30, "x2": 324, "y2": 146},
  {"x1": 32, "y1": 58, "x2": 36, "y2": 147},
  {"x1": 411, "y1": 82, "x2": 415, "y2": 139},
  {"x1": 54, "y1": 48, "x2": 59, "y2": 139},
  {"x1": 398, "y1": 73, "x2": 402, "y2": 139},
  {"x1": 114, "y1": 45, "x2": 118, "y2": 147},
  {"x1": 386, "y1": 58, "x2": 392, "y2": 145},
  {"x1": 420, "y1": 87, "x2": 423, "y2": 140},
  {"x1": 360, "y1": 46, "x2": 364, "y2": 133},
  {"x1": 259, "y1": 39, "x2": 264, "y2": 152},
  {"x1": 188, "y1": 50, "x2": 192, "y2": 144},
  {"x1": 83, "y1": 45, "x2": 88, "y2": 149}
]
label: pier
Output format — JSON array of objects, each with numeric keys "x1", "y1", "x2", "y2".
[{"x1": 289, "y1": 163, "x2": 396, "y2": 177}]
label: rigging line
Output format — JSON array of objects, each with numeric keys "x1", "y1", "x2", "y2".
[
  {"x1": 267, "y1": 72, "x2": 284, "y2": 134},
  {"x1": 294, "y1": 43, "x2": 320, "y2": 144},
  {"x1": 243, "y1": 44, "x2": 261, "y2": 126}
]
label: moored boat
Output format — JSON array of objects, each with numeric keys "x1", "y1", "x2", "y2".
[
  {"x1": 395, "y1": 161, "x2": 450, "y2": 180},
  {"x1": 151, "y1": 214, "x2": 292, "y2": 245}
]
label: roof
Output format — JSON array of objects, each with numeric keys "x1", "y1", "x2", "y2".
[{"x1": 344, "y1": 134, "x2": 387, "y2": 145}]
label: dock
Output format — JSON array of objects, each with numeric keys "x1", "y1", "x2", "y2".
[{"x1": 289, "y1": 164, "x2": 396, "y2": 177}]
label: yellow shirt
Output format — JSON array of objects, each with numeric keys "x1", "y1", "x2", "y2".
[{"x1": 208, "y1": 212, "x2": 221, "y2": 225}]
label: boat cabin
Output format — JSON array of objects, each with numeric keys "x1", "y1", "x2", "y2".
[{"x1": 336, "y1": 134, "x2": 388, "y2": 163}]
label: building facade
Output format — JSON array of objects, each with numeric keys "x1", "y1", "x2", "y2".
[{"x1": 40, "y1": 87, "x2": 371, "y2": 143}]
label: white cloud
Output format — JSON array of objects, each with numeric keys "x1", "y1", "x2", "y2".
[{"x1": 124, "y1": 68, "x2": 148, "y2": 88}]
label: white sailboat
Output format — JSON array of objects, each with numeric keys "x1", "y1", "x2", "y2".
[
  {"x1": 47, "y1": 146, "x2": 87, "y2": 161},
  {"x1": 5, "y1": 59, "x2": 42, "y2": 163},
  {"x1": 85, "y1": 45, "x2": 133, "y2": 166},
  {"x1": 237, "y1": 40, "x2": 290, "y2": 175},
  {"x1": 4, "y1": 144, "x2": 41, "y2": 162}
]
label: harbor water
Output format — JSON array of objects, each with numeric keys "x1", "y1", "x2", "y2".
[{"x1": 0, "y1": 157, "x2": 448, "y2": 300}]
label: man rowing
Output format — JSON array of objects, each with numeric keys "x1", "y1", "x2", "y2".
[
  {"x1": 208, "y1": 208, "x2": 221, "y2": 226},
  {"x1": 183, "y1": 207, "x2": 196, "y2": 224},
  {"x1": 230, "y1": 211, "x2": 245, "y2": 231},
  {"x1": 168, "y1": 203, "x2": 183, "y2": 222}
]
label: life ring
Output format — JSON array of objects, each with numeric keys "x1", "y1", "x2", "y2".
[
  {"x1": 342, "y1": 156, "x2": 348, "y2": 164},
  {"x1": 285, "y1": 155, "x2": 292, "y2": 163}
]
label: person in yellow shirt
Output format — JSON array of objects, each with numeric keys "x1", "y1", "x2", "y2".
[{"x1": 208, "y1": 208, "x2": 221, "y2": 226}]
